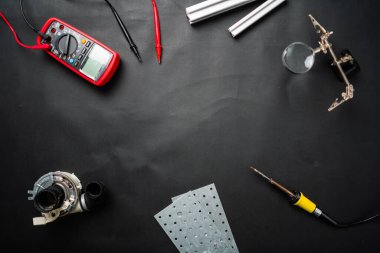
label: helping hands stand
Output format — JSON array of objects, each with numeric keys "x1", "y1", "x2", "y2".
[{"x1": 309, "y1": 15, "x2": 356, "y2": 111}]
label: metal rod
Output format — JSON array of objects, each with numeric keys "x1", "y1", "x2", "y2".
[
  {"x1": 328, "y1": 47, "x2": 351, "y2": 87},
  {"x1": 251, "y1": 167, "x2": 295, "y2": 198},
  {"x1": 228, "y1": 0, "x2": 286, "y2": 37},
  {"x1": 186, "y1": 0, "x2": 257, "y2": 25},
  {"x1": 327, "y1": 46, "x2": 354, "y2": 111}
]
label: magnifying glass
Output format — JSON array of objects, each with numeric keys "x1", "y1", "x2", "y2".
[{"x1": 282, "y1": 42, "x2": 315, "y2": 74}]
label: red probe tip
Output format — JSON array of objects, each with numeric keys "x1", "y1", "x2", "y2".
[{"x1": 157, "y1": 54, "x2": 161, "y2": 64}]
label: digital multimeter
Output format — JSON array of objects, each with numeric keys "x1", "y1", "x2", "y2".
[{"x1": 37, "y1": 18, "x2": 120, "y2": 86}]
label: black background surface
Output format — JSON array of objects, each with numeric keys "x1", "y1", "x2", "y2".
[{"x1": 1, "y1": 0, "x2": 380, "y2": 252}]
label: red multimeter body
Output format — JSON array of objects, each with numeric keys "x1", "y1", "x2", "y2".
[{"x1": 37, "y1": 18, "x2": 120, "y2": 86}]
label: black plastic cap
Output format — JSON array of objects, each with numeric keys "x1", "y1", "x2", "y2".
[{"x1": 81, "y1": 181, "x2": 106, "y2": 211}]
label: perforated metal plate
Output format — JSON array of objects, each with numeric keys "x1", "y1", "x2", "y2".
[
  {"x1": 172, "y1": 184, "x2": 239, "y2": 252},
  {"x1": 155, "y1": 191, "x2": 232, "y2": 253}
]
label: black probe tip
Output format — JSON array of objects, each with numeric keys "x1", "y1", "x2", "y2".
[{"x1": 131, "y1": 45, "x2": 142, "y2": 62}]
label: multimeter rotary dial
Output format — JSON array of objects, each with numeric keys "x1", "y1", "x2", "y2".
[{"x1": 57, "y1": 34, "x2": 78, "y2": 55}]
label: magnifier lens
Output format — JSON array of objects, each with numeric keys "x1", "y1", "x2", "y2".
[{"x1": 282, "y1": 42, "x2": 315, "y2": 74}]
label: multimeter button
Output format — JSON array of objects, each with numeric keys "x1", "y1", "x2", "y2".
[
  {"x1": 59, "y1": 25, "x2": 64, "y2": 30},
  {"x1": 86, "y1": 41, "x2": 91, "y2": 47},
  {"x1": 81, "y1": 39, "x2": 86, "y2": 44},
  {"x1": 74, "y1": 61, "x2": 79, "y2": 67},
  {"x1": 78, "y1": 55, "x2": 83, "y2": 60},
  {"x1": 69, "y1": 59, "x2": 74, "y2": 64},
  {"x1": 81, "y1": 48, "x2": 88, "y2": 54},
  {"x1": 51, "y1": 28, "x2": 56, "y2": 33}
]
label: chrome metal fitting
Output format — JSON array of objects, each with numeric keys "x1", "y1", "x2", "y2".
[{"x1": 186, "y1": 0, "x2": 257, "y2": 24}]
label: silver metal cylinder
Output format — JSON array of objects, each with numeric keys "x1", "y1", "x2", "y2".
[
  {"x1": 228, "y1": 0, "x2": 286, "y2": 37},
  {"x1": 186, "y1": 0, "x2": 257, "y2": 25}
]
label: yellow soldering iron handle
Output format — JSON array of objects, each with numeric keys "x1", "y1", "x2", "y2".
[
  {"x1": 292, "y1": 192, "x2": 317, "y2": 213},
  {"x1": 292, "y1": 192, "x2": 345, "y2": 227}
]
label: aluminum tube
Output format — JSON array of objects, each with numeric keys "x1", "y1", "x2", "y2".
[
  {"x1": 186, "y1": 0, "x2": 257, "y2": 25},
  {"x1": 228, "y1": 0, "x2": 286, "y2": 37}
]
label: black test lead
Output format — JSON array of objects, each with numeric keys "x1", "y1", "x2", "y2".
[
  {"x1": 251, "y1": 167, "x2": 380, "y2": 228},
  {"x1": 19, "y1": 0, "x2": 50, "y2": 41},
  {"x1": 104, "y1": 0, "x2": 142, "y2": 62}
]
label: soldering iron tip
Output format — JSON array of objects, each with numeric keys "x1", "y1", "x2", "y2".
[{"x1": 250, "y1": 167, "x2": 271, "y2": 181}]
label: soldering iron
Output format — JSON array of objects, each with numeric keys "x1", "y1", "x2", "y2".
[{"x1": 251, "y1": 167, "x2": 380, "y2": 228}]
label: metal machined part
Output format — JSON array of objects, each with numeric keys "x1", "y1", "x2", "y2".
[
  {"x1": 28, "y1": 171, "x2": 83, "y2": 225},
  {"x1": 53, "y1": 173, "x2": 82, "y2": 216},
  {"x1": 29, "y1": 171, "x2": 106, "y2": 225},
  {"x1": 80, "y1": 194, "x2": 89, "y2": 211},
  {"x1": 186, "y1": 0, "x2": 257, "y2": 25},
  {"x1": 229, "y1": 0, "x2": 286, "y2": 37},
  {"x1": 27, "y1": 172, "x2": 55, "y2": 200},
  {"x1": 314, "y1": 208, "x2": 322, "y2": 217}
]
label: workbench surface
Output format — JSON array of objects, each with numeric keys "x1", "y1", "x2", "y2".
[{"x1": 0, "y1": 0, "x2": 379, "y2": 252}]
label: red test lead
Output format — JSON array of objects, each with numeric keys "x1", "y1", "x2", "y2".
[
  {"x1": 152, "y1": 0, "x2": 162, "y2": 64},
  {"x1": 0, "y1": 12, "x2": 50, "y2": 50}
]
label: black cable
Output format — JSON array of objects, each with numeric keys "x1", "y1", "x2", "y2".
[
  {"x1": 320, "y1": 211, "x2": 380, "y2": 228},
  {"x1": 19, "y1": 0, "x2": 50, "y2": 40},
  {"x1": 19, "y1": 0, "x2": 39, "y2": 34},
  {"x1": 349, "y1": 213, "x2": 380, "y2": 226},
  {"x1": 103, "y1": 0, "x2": 142, "y2": 61},
  {"x1": 320, "y1": 212, "x2": 348, "y2": 228}
]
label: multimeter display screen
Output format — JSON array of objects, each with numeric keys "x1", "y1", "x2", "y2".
[{"x1": 80, "y1": 44, "x2": 113, "y2": 81}]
